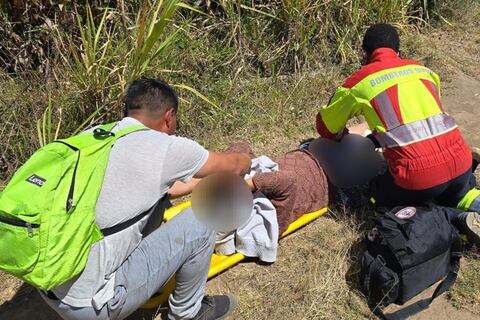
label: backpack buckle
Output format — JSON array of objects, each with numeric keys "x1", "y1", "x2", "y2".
[{"x1": 93, "y1": 128, "x2": 115, "y2": 139}]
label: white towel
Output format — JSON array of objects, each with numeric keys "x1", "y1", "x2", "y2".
[{"x1": 215, "y1": 156, "x2": 279, "y2": 262}]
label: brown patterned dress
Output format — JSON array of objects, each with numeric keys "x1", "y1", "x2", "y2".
[{"x1": 226, "y1": 143, "x2": 333, "y2": 234}]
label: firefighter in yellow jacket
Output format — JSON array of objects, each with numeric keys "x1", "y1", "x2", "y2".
[{"x1": 316, "y1": 24, "x2": 480, "y2": 244}]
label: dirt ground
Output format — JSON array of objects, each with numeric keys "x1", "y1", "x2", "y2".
[
  {"x1": 386, "y1": 285, "x2": 479, "y2": 320},
  {"x1": 1, "y1": 29, "x2": 480, "y2": 320},
  {"x1": 443, "y1": 72, "x2": 480, "y2": 148}
]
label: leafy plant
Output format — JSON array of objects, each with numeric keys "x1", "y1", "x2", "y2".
[
  {"x1": 56, "y1": 0, "x2": 215, "y2": 132},
  {"x1": 127, "y1": 0, "x2": 182, "y2": 82}
]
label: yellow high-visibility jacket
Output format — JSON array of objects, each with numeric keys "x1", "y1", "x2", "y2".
[{"x1": 316, "y1": 48, "x2": 472, "y2": 191}]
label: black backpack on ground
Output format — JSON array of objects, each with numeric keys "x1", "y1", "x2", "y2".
[{"x1": 360, "y1": 206, "x2": 462, "y2": 320}]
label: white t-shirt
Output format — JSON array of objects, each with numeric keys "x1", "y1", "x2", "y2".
[{"x1": 52, "y1": 117, "x2": 209, "y2": 308}]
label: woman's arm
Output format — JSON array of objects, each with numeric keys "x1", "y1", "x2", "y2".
[
  {"x1": 245, "y1": 178, "x2": 256, "y2": 192},
  {"x1": 168, "y1": 178, "x2": 201, "y2": 199}
]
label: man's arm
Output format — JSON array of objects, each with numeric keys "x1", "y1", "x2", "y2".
[
  {"x1": 163, "y1": 136, "x2": 251, "y2": 191},
  {"x1": 316, "y1": 87, "x2": 362, "y2": 141},
  {"x1": 194, "y1": 151, "x2": 251, "y2": 178},
  {"x1": 169, "y1": 153, "x2": 251, "y2": 199}
]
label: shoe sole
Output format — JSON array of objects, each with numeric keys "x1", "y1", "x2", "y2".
[
  {"x1": 466, "y1": 212, "x2": 480, "y2": 247},
  {"x1": 216, "y1": 294, "x2": 238, "y2": 320}
]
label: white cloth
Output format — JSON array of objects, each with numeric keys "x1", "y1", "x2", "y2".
[
  {"x1": 244, "y1": 155, "x2": 279, "y2": 179},
  {"x1": 215, "y1": 156, "x2": 279, "y2": 262}
]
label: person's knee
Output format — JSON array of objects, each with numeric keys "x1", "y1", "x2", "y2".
[{"x1": 175, "y1": 207, "x2": 215, "y2": 243}]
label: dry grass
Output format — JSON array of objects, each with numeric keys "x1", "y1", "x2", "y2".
[
  {"x1": 450, "y1": 252, "x2": 480, "y2": 314},
  {"x1": 0, "y1": 272, "x2": 23, "y2": 305},
  {"x1": 449, "y1": 171, "x2": 480, "y2": 314},
  {"x1": 207, "y1": 210, "x2": 373, "y2": 320}
]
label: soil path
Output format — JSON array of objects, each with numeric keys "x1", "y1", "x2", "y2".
[
  {"x1": 442, "y1": 72, "x2": 480, "y2": 149},
  {"x1": 386, "y1": 285, "x2": 479, "y2": 320}
]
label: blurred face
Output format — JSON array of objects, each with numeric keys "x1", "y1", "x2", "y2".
[{"x1": 191, "y1": 173, "x2": 253, "y2": 233}]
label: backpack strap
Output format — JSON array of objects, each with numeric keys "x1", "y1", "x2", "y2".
[
  {"x1": 92, "y1": 122, "x2": 160, "y2": 237},
  {"x1": 93, "y1": 122, "x2": 148, "y2": 140},
  {"x1": 372, "y1": 236, "x2": 462, "y2": 320},
  {"x1": 101, "y1": 195, "x2": 170, "y2": 237}
]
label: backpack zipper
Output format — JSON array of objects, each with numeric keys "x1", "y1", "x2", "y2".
[
  {"x1": 53, "y1": 141, "x2": 80, "y2": 213},
  {"x1": 0, "y1": 215, "x2": 40, "y2": 238},
  {"x1": 26, "y1": 223, "x2": 33, "y2": 237}
]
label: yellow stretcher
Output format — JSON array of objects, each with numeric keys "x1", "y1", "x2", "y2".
[{"x1": 142, "y1": 201, "x2": 329, "y2": 309}]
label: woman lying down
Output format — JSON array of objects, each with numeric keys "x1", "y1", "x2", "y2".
[{"x1": 169, "y1": 131, "x2": 386, "y2": 263}]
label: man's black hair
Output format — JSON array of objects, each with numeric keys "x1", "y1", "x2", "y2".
[
  {"x1": 125, "y1": 78, "x2": 178, "y2": 117},
  {"x1": 362, "y1": 23, "x2": 400, "y2": 55}
]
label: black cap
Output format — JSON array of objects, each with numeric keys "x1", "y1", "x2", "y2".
[{"x1": 362, "y1": 23, "x2": 400, "y2": 55}]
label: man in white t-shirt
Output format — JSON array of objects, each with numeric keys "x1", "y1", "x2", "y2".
[{"x1": 40, "y1": 79, "x2": 251, "y2": 320}]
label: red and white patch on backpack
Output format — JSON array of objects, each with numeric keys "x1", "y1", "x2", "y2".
[{"x1": 395, "y1": 207, "x2": 417, "y2": 219}]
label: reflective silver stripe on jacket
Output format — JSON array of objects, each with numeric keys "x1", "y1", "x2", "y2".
[
  {"x1": 375, "y1": 90, "x2": 401, "y2": 130},
  {"x1": 375, "y1": 113, "x2": 457, "y2": 148}
]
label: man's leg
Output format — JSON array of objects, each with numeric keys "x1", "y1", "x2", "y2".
[
  {"x1": 369, "y1": 171, "x2": 445, "y2": 209},
  {"x1": 430, "y1": 168, "x2": 480, "y2": 246},
  {"x1": 39, "y1": 291, "x2": 110, "y2": 320},
  {"x1": 435, "y1": 167, "x2": 479, "y2": 213},
  {"x1": 113, "y1": 207, "x2": 215, "y2": 320},
  {"x1": 436, "y1": 168, "x2": 475, "y2": 208},
  {"x1": 447, "y1": 187, "x2": 480, "y2": 247}
]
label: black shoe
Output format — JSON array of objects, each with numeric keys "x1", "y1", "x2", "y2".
[
  {"x1": 192, "y1": 295, "x2": 238, "y2": 320},
  {"x1": 453, "y1": 211, "x2": 480, "y2": 247}
]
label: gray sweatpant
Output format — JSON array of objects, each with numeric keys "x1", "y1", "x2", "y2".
[{"x1": 41, "y1": 208, "x2": 215, "y2": 320}]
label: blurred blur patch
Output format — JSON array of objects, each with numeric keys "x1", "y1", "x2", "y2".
[{"x1": 191, "y1": 173, "x2": 253, "y2": 233}]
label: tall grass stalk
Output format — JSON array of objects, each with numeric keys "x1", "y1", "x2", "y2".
[
  {"x1": 67, "y1": 5, "x2": 118, "y2": 108},
  {"x1": 127, "y1": 0, "x2": 182, "y2": 83},
  {"x1": 36, "y1": 94, "x2": 62, "y2": 147}
]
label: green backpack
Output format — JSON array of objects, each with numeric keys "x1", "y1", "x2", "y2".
[{"x1": 0, "y1": 122, "x2": 146, "y2": 290}]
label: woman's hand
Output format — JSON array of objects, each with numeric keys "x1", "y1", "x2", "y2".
[{"x1": 168, "y1": 178, "x2": 201, "y2": 199}]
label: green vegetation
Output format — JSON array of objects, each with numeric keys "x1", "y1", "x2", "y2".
[{"x1": 0, "y1": 0, "x2": 453, "y2": 182}]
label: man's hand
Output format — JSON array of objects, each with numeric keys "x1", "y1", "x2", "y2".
[{"x1": 194, "y1": 151, "x2": 251, "y2": 178}]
